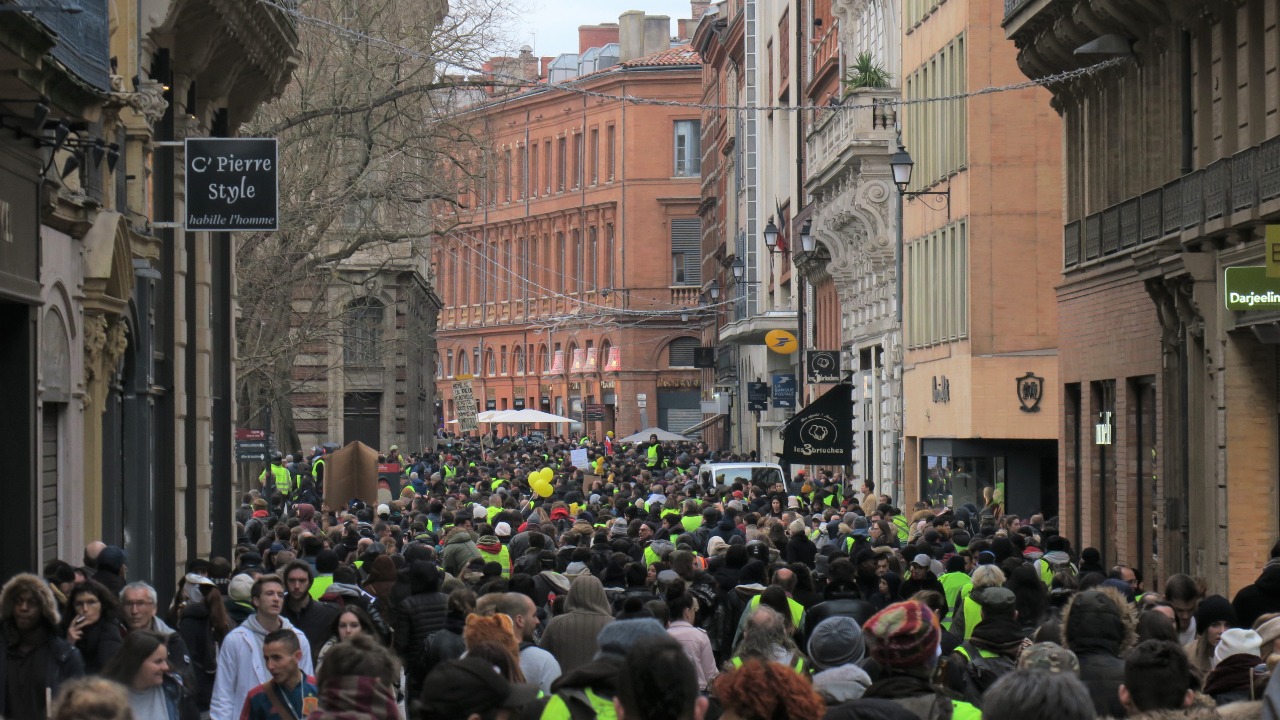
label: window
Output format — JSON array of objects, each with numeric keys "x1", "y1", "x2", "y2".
[
  {"x1": 503, "y1": 148, "x2": 512, "y2": 203},
  {"x1": 435, "y1": 352, "x2": 442, "y2": 378},
  {"x1": 557, "y1": 137, "x2": 566, "y2": 191},
  {"x1": 544, "y1": 140, "x2": 552, "y2": 194},
  {"x1": 667, "y1": 337, "x2": 699, "y2": 367},
  {"x1": 574, "y1": 229, "x2": 583, "y2": 294},
  {"x1": 446, "y1": 349, "x2": 454, "y2": 377},
  {"x1": 670, "y1": 218, "x2": 701, "y2": 285},
  {"x1": 556, "y1": 232, "x2": 566, "y2": 293},
  {"x1": 573, "y1": 132, "x2": 583, "y2": 188},
  {"x1": 473, "y1": 347, "x2": 481, "y2": 375},
  {"x1": 514, "y1": 346, "x2": 526, "y2": 374},
  {"x1": 674, "y1": 120, "x2": 701, "y2": 177},
  {"x1": 588, "y1": 227, "x2": 598, "y2": 291},
  {"x1": 486, "y1": 349, "x2": 496, "y2": 376},
  {"x1": 906, "y1": 219, "x2": 968, "y2": 348},
  {"x1": 343, "y1": 297, "x2": 384, "y2": 365},
  {"x1": 540, "y1": 344, "x2": 550, "y2": 373},
  {"x1": 530, "y1": 144, "x2": 539, "y2": 197},
  {"x1": 501, "y1": 345, "x2": 508, "y2": 374},
  {"x1": 457, "y1": 351, "x2": 469, "y2": 376},
  {"x1": 903, "y1": 34, "x2": 967, "y2": 190},
  {"x1": 517, "y1": 145, "x2": 526, "y2": 200},
  {"x1": 606, "y1": 124, "x2": 616, "y2": 181},
  {"x1": 590, "y1": 128, "x2": 599, "y2": 185},
  {"x1": 606, "y1": 224, "x2": 615, "y2": 288}
]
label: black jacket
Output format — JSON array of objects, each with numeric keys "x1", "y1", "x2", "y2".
[
  {"x1": 282, "y1": 596, "x2": 339, "y2": 666},
  {"x1": 394, "y1": 591, "x2": 449, "y2": 667},
  {"x1": 74, "y1": 617, "x2": 124, "y2": 675},
  {"x1": 0, "y1": 623, "x2": 84, "y2": 718},
  {"x1": 1233, "y1": 564, "x2": 1280, "y2": 629},
  {"x1": 177, "y1": 601, "x2": 218, "y2": 711}
]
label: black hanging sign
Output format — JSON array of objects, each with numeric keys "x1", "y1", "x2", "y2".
[
  {"x1": 806, "y1": 350, "x2": 842, "y2": 383},
  {"x1": 746, "y1": 381, "x2": 770, "y2": 412},
  {"x1": 779, "y1": 382, "x2": 853, "y2": 465},
  {"x1": 185, "y1": 138, "x2": 279, "y2": 231}
]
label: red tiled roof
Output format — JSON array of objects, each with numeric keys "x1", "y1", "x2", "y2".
[{"x1": 619, "y1": 45, "x2": 702, "y2": 68}]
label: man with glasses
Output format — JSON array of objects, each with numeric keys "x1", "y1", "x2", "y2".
[{"x1": 120, "y1": 581, "x2": 193, "y2": 684}]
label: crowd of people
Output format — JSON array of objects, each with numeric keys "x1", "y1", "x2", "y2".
[{"x1": 13, "y1": 430, "x2": 1280, "y2": 720}]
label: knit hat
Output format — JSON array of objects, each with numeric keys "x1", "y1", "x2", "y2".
[
  {"x1": 97, "y1": 546, "x2": 127, "y2": 573},
  {"x1": 473, "y1": 505, "x2": 488, "y2": 520},
  {"x1": 807, "y1": 616, "x2": 866, "y2": 670},
  {"x1": 707, "y1": 536, "x2": 728, "y2": 557},
  {"x1": 595, "y1": 619, "x2": 669, "y2": 659},
  {"x1": 862, "y1": 600, "x2": 940, "y2": 669},
  {"x1": 1195, "y1": 595, "x2": 1237, "y2": 633},
  {"x1": 495, "y1": 522, "x2": 512, "y2": 538},
  {"x1": 609, "y1": 519, "x2": 628, "y2": 539},
  {"x1": 228, "y1": 573, "x2": 254, "y2": 603},
  {"x1": 974, "y1": 587, "x2": 1016, "y2": 616},
  {"x1": 789, "y1": 519, "x2": 806, "y2": 536},
  {"x1": 252, "y1": 497, "x2": 268, "y2": 510},
  {"x1": 1017, "y1": 642, "x2": 1080, "y2": 674},
  {"x1": 1214, "y1": 628, "x2": 1263, "y2": 666}
]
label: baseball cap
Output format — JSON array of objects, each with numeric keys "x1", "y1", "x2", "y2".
[
  {"x1": 910, "y1": 554, "x2": 931, "y2": 568},
  {"x1": 419, "y1": 657, "x2": 540, "y2": 718}
]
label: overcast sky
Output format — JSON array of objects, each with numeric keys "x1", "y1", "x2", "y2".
[{"x1": 520, "y1": 0, "x2": 700, "y2": 57}]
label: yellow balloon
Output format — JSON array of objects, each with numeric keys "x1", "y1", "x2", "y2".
[
  {"x1": 533, "y1": 479, "x2": 553, "y2": 498},
  {"x1": 539, "y1": 467, "x2": 554, "y2": 483},
  {"x1": 527, "y1": 470, "x2": 539, "y2": 484}
]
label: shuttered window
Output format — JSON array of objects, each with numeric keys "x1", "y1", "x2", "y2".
[
  {"x1": 671, "y1": 218, "x2": 701, "y2": 286},
  {"x1": 668, "y1": 337, "x2": 699, "y2": 367},
  {"x1": 41, "y1": 409, "x2": 58, "y2": 564}
]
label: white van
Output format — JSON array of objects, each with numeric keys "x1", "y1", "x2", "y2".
[{"x1": 697, "y1": 462, "x2": 786, "y2": 491}]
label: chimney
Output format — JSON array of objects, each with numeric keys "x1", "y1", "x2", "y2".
[
  {"x1": 643, "y1": 15, "x2": 671, "y2": 56},
  {"x1": 618, "y1": 10, "x2": 645, "y2": 62},
  {"x1": 578, "y1": 23, "x2": 620, "y2": 54},
  {"x1": 691, "y1": 1, "x2": 710, "y2": 21}
]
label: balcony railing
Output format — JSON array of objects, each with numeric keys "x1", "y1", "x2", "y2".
[
  {"x1": 810, "y1": 17, "x2": 839, "y2": 82},
  {"x1": 670, "y1": 285, "x2": 701, "y2": 306},
  {"x1": 1062, "y1": 135, "x2": 1280, "y2": 268},
  {"x1": 805, "y1": 88, "x2": 899, "y2": 185}
]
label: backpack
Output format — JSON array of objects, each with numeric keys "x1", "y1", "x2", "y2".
[
  {"x1": 421, "y1": 628, "x2": 465, "y2": 676},
  {"x1": 244, "y1": 517, "x2": 266, "y2": 544},
  {"x1": 954, "y1": 642, "x2": 1015, "y2": 702}
]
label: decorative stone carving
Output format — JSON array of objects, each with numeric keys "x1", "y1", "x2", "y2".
[
  {"x1": 83, "y1": 313, "x2": 130, "y2": 401},
  {"x1": 109, "y1": 78, "x2": 170, "y2": 127}
]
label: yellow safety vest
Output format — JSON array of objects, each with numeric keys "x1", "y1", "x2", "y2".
[
  {"x1": 647, "y1": 445, "x2": 659, "y2": 468},
  {"x1": 262, "y1": 465, "x2": 292, "y2": 495},
  {"x1": 748, "y1": 594, "x2": 805, "y2": 629},
  {"x1": 478, "y1": 545, "x2": 511, "y2": 577},
  {"x1": 731, "y1": 654, "x2": 809, "y2": 674}
]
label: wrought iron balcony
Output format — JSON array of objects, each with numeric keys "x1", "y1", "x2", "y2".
[{"x1": 1062, "y1": 135, "x2": 1280, "y2": 269}]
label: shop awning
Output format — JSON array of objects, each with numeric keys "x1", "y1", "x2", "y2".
[{"x1": 682, "y1": 414, "x2": 726, "y2": 435}]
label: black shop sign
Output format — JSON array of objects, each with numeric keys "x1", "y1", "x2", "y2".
[{"x1": 185, "y1": 138, "x2": 279, "y2": 231}]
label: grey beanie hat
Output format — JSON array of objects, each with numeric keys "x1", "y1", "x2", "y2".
[
  {"x1": 596, "y1": 619, "x2": 669, "y2": 658},
  {"x1": 807, "y1": 616, "x2": 866, "y2": 670}
]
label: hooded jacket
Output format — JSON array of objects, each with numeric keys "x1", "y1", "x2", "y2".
[
  {"x1": 1062, "y1": 588, "x2": 1131, "y2": 718},
  {"x1": 1232, "y1": 562, "x2": 1280, "y2": 629},
  {"x1": 440, "y1": 529, "x2": 482, "y2": 577},
  {"x1": 0, "y1": 574, "x2": 84, "y2": 718},
  {"x1": 393, "y1": 562, "x2": 449, "y2": 670},
  {"x1": 209, "y1": 614, "x2": 313, "y2": 720},
  {"x1": 539, "y1": 575, "x2": 615, "y2": 675}
]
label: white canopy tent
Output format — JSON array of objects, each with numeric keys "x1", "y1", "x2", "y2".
[{"x1": 620, "y1": 427, "x2": 688, "y2": 443}]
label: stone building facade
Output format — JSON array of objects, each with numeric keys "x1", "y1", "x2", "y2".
[
  {"x1": 1006, "y1": 0, "x2": 1280, "y2": 594},
  {"x1": 0, "y1": 0, "x2": 296, "y2": 591}
]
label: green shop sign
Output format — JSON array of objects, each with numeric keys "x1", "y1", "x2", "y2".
[{"x1": 1225, "y1": 266, "x2": 1280, "y2": 310}]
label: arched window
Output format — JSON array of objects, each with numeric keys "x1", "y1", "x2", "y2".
[
  {"x1": 667, "y1": 337, "x2": 699, "y2": 368},
  {"x1": 540, "y1": 344, "x2": 550, "y2": 373},
  {"x1": 514, "y1": 346, "x2": 526, "y2": 375},
  {"x1": 458, "y1": 350, "x2": 470, "y2": 376},
  {"x1": 434, "y1": 351, "x2": 442, "y2": 378},
  {"x1": 446, "y1": 349, "x2": 454, "y2": 377},
  {"x1": 344, "y1": 297, "x2": 385, "y2": 366},
  {"x1": 600, "y1": 340, "x2": 612, "y2": 371},
  {"x1": 486, "y1": 349, "x2": 497, "y2": 376}
]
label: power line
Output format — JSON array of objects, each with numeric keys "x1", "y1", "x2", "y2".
[{"x1": 259, "y1": 0, "x2": 1130, "y2": 114}]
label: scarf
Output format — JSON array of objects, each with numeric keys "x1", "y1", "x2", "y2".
[
  {"x1": 308, "y1": 676, "x2": 400, "y2": 720},
  {"x1": 968, "y1": 617, "x2": 1029, "y2": 657},
  {"x1": 1203, "y1": 654, "x2": 1265, "y2": 698}
]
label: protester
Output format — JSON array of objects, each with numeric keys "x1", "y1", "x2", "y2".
[
  {"x1": 210, "y1": 575, "x2": 313, "y2": 720},
  {"x1": 0, "y1": 573, "x2": 85, "y2": 718},
  {"x1": 99, "y1": 630, "x2": 198, "y2": 720},
  {"x1": 239, "y1": 629, "x2": 319, "y2": 720},
  {"x1": 65, "y1": 580, "x2": 125, "y2": 674}
]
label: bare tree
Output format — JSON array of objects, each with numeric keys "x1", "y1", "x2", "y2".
[{"x1": 235, "y1": 0, "x2": 524, "y2": 452}]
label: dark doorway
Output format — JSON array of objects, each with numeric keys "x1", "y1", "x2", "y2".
[{"x1": 344, "y1": 392, "x2": 382, "y2": 449}]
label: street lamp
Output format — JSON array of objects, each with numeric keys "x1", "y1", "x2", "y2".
[
  {"x1": 799, "y1": 220, "x2": 816, "y2": 253},
  {"x1": 708, "y1": 281, "x2": 720, "y2": 300},
  {"x1": 731, "y1": 257, "x2": 745, "y2": 281},
  {"x1": 763, "y1": 219, "x2": 780, "y2": 250}
]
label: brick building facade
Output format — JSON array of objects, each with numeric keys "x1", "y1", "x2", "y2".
[
  {"x1": 434, "y1": 12, "x2": 707, "y2": 439},
  {"x1": 1006, "y1": 0, "x2": 1280, "y2": 594}
]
